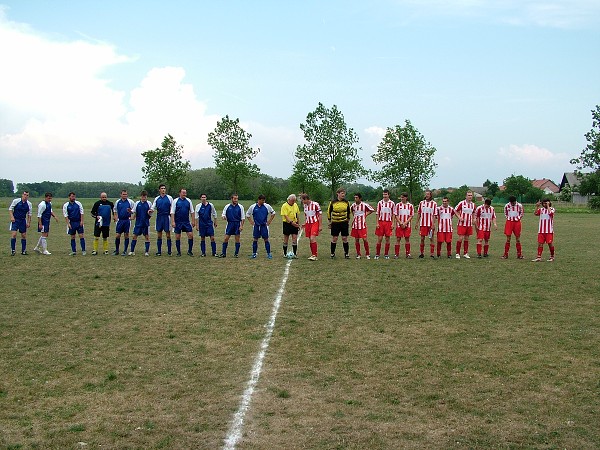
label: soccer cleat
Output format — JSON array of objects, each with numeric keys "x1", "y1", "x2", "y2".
[
  {"x1": 356, "y1": 255, "x2": 361, "y2": 259},
  {"x1": 42, "y1": 250, "x2": 51, "y2": 255},
  {"x1": 419, "y1": 254, "x2": 424, "y2": 259},
  {"x1": 292, "y1": 254, "x2": 298, "y2": 259},
  {"x1": 112, "y1": 251, "x2": 119, "y2": 256},
  {"x1": 69, "y1": 252, "x2": 76, "y2": 256},
  {"x1": 393, "y1": 255, "x2": 399, "y2": 259},
  {"x1": 344, "y1": 254, "x2": 350, "y2": 259},
  {"x1": 366, "y1": 255, "x2": 371, "y2": 260},
  {"x1": 532, "y1": 257, "x2": 542, "y2": 262},
  {"x1": 144, "y1": 252, "x2": 149, "y2": 257},
  {"x1": 128, "y1": 252, "x2": 135, "y2": 256},
  {"x1": 34, "y1": 247, "x2": 40, "y2": 253},
  {"x1": 11, "y1": 250, "x2": 15, "y2": 256},
  {"x1": 406, "y1": 254, "x2": 412, "y2": 259},
  {"x1": 547, "y1": 257, "x2": 554, "y2": 262},
  {"x1": 463, "y1": 254, "x2": 471, "y2": 259},
  {"x1": 267, "y1": 253, "x2": 273, "y2": 259},
  {"x1": 91, "y1": 251, "x2": 98, "y2": 255},
  {"x1": 200, "y1": 253, "x2": 206, "y2": 257},
  {"x1": 330, "y1": 253, "x2": 335, "y2": 259},
  {"x1": 234, "y1": 254, "x2": 239, "y2": 258},
  {"x1": 477, "y1": 254, "x2": 482, "y2": 259},
  {"x1": 121, "y1": 252, "x2": 127, "y2": 256},
  {"x1": 187, "y1": 251, "x2": 194, "y2": 256},
  {"x1": 167, "y1": 252, "x2": 172, "y2": 256},
  {"x1": 448, "y1": 255, "x2": 452, "y2": 259},
  {"x1": 455, "y1": 253, "x2": 461, "y2": 259},
  {"x1": 217, "y1": 253, "x2": 226, "y2": 258},
  {"x1": 176, "y1": 252, "x2": 182, "y2": 257},
  {"x1": 517, "y1": 255, "x2": 524, "y2": 259},
  {"x1": 308, "y1": 255, "x2": 318, "y2": 261},
  {"x1": 82, "y1": 251, "x2": 86, "y2": 256},
  {"x1": 104, "y1": 251, "x2": 109, "y2": 255},
  {"x1": 374, "y1": 255, "x2": 380, "y2": 260},
  {"x1": 155, "y1": 252, "x2": 162, "y2": 256},
  {"x1": 384, "y1": 255, "x2": 390, "y2": 260},
  {"x1": 430, "y1": 254, "x2": 435, "y2": 259},
  {"x1": 250, "y1": 253, "x2": 257, "y2": 259},
  {"x1": 483, "y1": 253, "x2": 488, "y2": 258},
  {"x1": 21, "y1": 251, "x2": 28, "y2": 255},
  {"x1": 501, "y1": 254, "x2": 508, "y2": 259}
]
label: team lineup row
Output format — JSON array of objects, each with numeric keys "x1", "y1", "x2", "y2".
[{"x1": 8, "y1": 186, "x2": 556, "y2": 262}]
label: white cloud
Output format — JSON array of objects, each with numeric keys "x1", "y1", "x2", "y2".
[
  {"x1": 498, "y1": 143, "x2": 570, "y2": 164},
  {"x1": 0, "y1": 10, "x2": 221, "y2": 184},
  {"x1": 364, "y1": 126, "x2": 386, "y2": 139}
]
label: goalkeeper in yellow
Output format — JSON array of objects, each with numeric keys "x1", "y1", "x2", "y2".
[{"x1": 327, "y1": 188, "x2": 351, "y2": 259}]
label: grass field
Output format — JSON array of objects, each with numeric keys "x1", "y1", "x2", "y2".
[{"x1": 0, "y1": 197, "x2": 598, "y2": 449}]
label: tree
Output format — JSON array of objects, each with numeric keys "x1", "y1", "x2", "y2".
[
  {"x1": 295, "y1": 102, "x2": 367, "y2": 200},
  {"x1": 0, "y1": 179, "x2": 14, "y2": 196},
  {"x1": 141, "y1": 134, "x2": 191, "y2": 192},
  {"x1": 371, "y1": 120, "x2": 437, "y2": 202},
  {"x1": 503, "y1": 175, "x2": 531, "y2": 200},
  {"x1": 208, "y1": 115, "x2": 260, "y2": 195},
  {"x1": 448, "y1": 185, "x2": 470, "y2": 206},
  {"x1": 571, "y1": 105, "x2": 600, "y2": 200},
  {"x1": 483, "y1": 179, "x2": 500, "y2": 198},
  {"x1": 187, "y1": 167, "x2": 229, "y2": 200}
]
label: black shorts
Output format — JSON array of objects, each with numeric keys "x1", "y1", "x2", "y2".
[
  {"x1": 94, "y1": 224, "x2": 110, "y2": 239},
  {"x1": 283, "y1": 221, "x2": 299, "y2": 236},
  {"x1": 330, "y1": 221, "x2": 349, "y2": 237}
]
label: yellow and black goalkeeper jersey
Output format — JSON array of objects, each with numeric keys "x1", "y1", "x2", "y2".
[{"x1": 327, "y1": 200, "x2": 351, "y2": 223}]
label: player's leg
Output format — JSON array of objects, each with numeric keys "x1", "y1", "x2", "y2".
[
  {"x1": 186, "y1": 229, "x2": 194, "y2": 255},
  {"x1": 130, "y1": 234, "x2": 138, "y2": 255}
]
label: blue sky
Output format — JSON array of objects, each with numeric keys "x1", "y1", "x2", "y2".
[{"x1": 1, "y1": 0, "x2": 599, "y2": 190}]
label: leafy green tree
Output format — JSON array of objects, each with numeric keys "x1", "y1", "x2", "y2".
[
  {"x1": 503, "y1": 175, "x2": 531, "y2": 200},
  {"x1": 448, "y1": 185, "x2": 470, "y2": 206},
  {"x1": 0, "y1": 179, "x2": 14, "y2": 196},
  {"x1": 371, "y1": 120, "x2": 437, "y2": 202},
  {"x1": 208, "y1": 115, "x2": 260, "y2": 195},
  {"x1": 571, "y1": 105, "x2": 600, "y2": 204},
  {"x1": 295, "y1": 102, "x2": 367, "y2": 200},
  {"x1": 483, "y1": 179, "x2": 500, "y2": 198},
  {"x1": 141, "y1": 134, "x2": 191, "y2": 193},
  {"x1": 187, "y1": 167, "x2": 229, "y2": 200}
]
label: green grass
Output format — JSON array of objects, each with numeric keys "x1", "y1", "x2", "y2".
[{"x1": 0, "y1": 197, "x2": 598, "y2": 448}]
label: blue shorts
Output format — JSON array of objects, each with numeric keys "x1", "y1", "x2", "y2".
[
  {"x1": 155, "y1": 215, "x2": 171, "y2": 233},
  {"x1": 133, "y1": 225, "x2": 149, "y2": 236},
  {"x1": 198, "y1": 223, "x2": 215, "y2": 237},
  {"x1": 68, "y1": 221, "x2": 84, "y2": 235},
  {"x1": 253, "y1": 224, "x2": 269, "y2": 239},
  {"x1": 115, "y1": 219, "x2": 131, "y2": 234},
  {"x1": 38, "y1": 220, "x2": 50, "y2": 233},
  {"x1": 10, "y1": 219, "x2": 27, "y2": 233},
  {"x1": 174, "y1": 222, "x2": 193, "y2": 234},
  {"x1": 225, "y1": 222, "x2": 241, "y2": 236}
]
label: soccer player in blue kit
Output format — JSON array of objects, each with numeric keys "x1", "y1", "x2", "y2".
[
  {"x1": 129, "y1": 190, "x2": 152, "y2": 256},
  {"x1": 150, "y1": 184, "x2": 174, "y2": 256},
  {"x1": 63, "y1": 192, "x2": 86, "y2": 256},
  {"x1": 246, "y1": 194, "x2": 276, "y2": 259},
  {"x1": 8, "y1": 191, "x2": 33, "y2": 256},
  {"x1": 170, "y1": 188, "x2": 195, "y2": 256},
  {"x1": 195, "y1": 193, "x2": 218, "y2": 257},
  {"x1": 91, "y1": 192, "x2": 114, "y2": 255},
  {"x1": 113, "y1": 190, "x2": 135, "y2": 256},
  {"x1": 34, "y1": 192, "x2": 59, "y2": 255},
  {"x1": 218, "y1": 194, "x2": 245, "y2": 258}
]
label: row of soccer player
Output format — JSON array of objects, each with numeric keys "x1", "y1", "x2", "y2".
[{"x1": 7, "y1": 186, "x2": 555, "y2": 262}]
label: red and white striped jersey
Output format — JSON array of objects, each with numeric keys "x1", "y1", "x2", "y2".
[
  {"x1": 437, "y1": 206, "x2": 455, "y2": 232},
  {"x1": 504, "y1": 202, "x2": 524, "y2": 222},
  {"x1": 351, "y1": 202, "x2": 374, "y2": 230},
  {"x1": 418, "y1": 200, "x2": 438, "y2": 227},
  {"x1": 535, "y1": 207, "x2": 554, "y2": 233},
  {"x1": 303, "y1": 201, "x2": 322, "y2": 224},
  {"x1": 455, "y1": 200, "x2": 475, "y2": 226},
  {"x1": 475, "y1": 204, "x2": 496, "y2": 232},
  {"x1": 394, "y1": 201, "x2": 414, "y2": 225},
  {"x1": 376, "y1": 199, "x2": 395, "y2": 222}
]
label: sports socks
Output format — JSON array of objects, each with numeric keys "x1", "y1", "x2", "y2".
[{"x1": 234, "y1": 242, "x2": 240, "y2": 255}]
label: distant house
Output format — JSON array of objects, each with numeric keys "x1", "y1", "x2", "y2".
[
  {"x1": 560, "y1": 172, "x2": 589, "y2": 204},
  {"x1": 468, "y1": 187, "x2": 485, "y2": 202},
  {"x1": 531, "y1": 178, "x2": 559, "y2": 195}
]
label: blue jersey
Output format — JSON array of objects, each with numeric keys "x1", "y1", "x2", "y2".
[
  {"x1": 152, "y1": 194, "x2": 173, "y2": 217},
  {"x1": 9, "y1": 198, "x2": 32, "y2": 221},
  {"x1": 246, "y1": 202, "x2": 275, "y2": 226},
  {"x1": 196, "y1": 202, "x2": 216, "y2": 226},
  {"x1": 134, "y1": 200, "x2": 151, "y2": 227},
  {"x1": 38, "y1": 201, "x2": 53, "y2": 222},
  {"x1": 171, "y1": 197, "x2": 193, "y2": 224},
  {"x1": 115, "y1": 198, "x2": 135, "y2": 220},
  {"x1": 223, "y1": 203, "x2": 245, "y2": 223},
  {"x1": 63, "y1": 200, "x2": 84, "y2": 222}
]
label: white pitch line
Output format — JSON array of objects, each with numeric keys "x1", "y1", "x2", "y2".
[{"x1": 223, "y1": 231, "x2": 301, "y2": 449}]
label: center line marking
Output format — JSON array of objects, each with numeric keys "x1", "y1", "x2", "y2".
[{"x1": 223, "y1": 230, "x2": 301, "y2": 449}]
